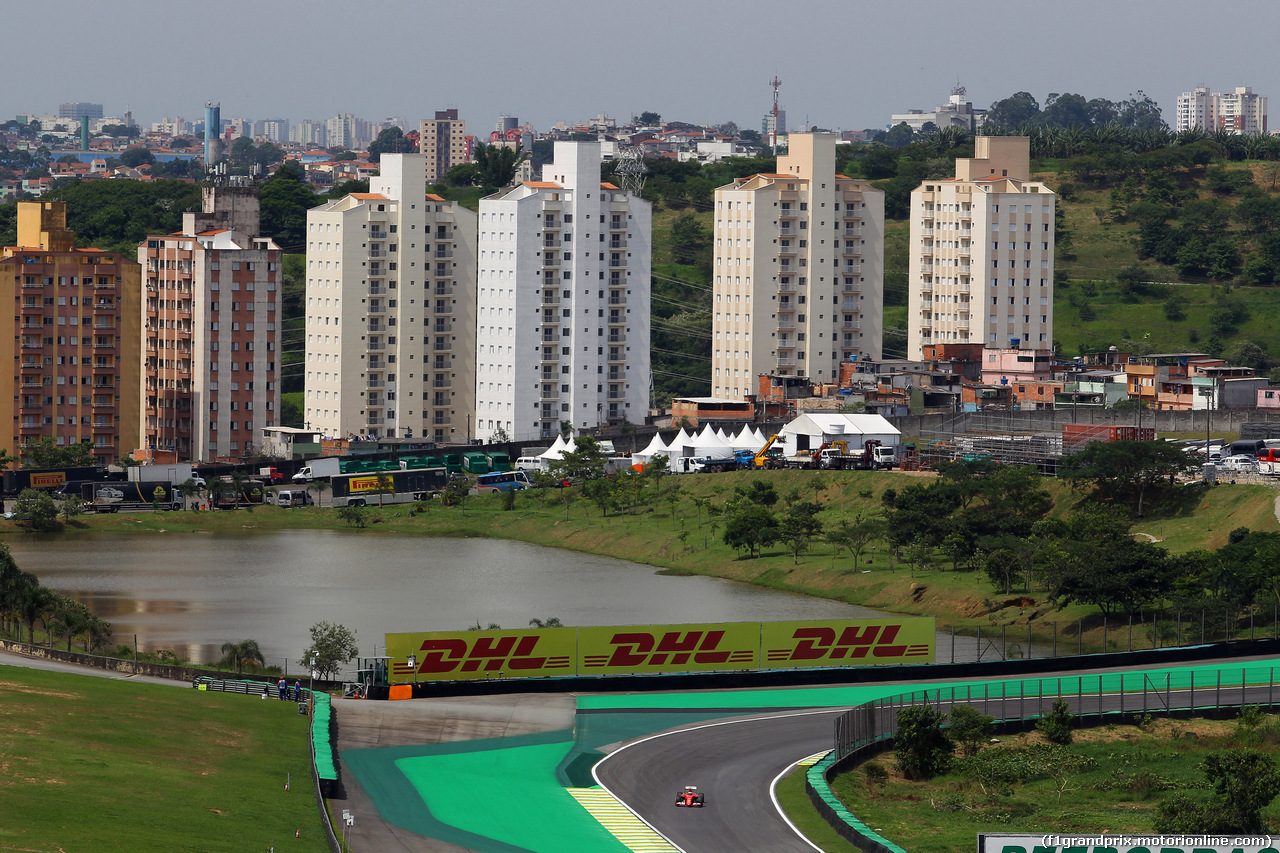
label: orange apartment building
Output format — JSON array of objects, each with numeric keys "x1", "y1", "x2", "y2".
[
  {"x1": 140, "y1": 180, "x2": 281, "y2": 461},
  {"x1": 0, "y1": 201, "x2": 142, "y2": 464}
]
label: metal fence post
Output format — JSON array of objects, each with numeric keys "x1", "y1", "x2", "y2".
[
  {"x1": 1103, "y1": 616, "x2": 1107, "y2": 653},
  {"x1": 1053, "y1": 622, "x2": 1058, "y2": 658},
  {"x1": 951, "y1": 625, "x2": 955, "y2": 665},
  {"x1": 1001, "y1": 625, "x2": 1007, "y2": 661},
  {"x1": 976, "y1": 626, "x2": 981, "y2": 663},
  {"x1": 1128, "y1": 614, "x2": 1133, "y2": 652},
  {"x1": 1078, "y1": 618, "x2": 1082, "y2": 656},
  {"x1": 1028, "y1": 624, "x2": 1032, "y2": 660},
  {"x1": 1217, "y1": 670, "x2": 1221, "y2": 709}
]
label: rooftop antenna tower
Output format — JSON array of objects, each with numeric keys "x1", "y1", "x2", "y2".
[
  {"x1": 613, "y1": 148, "x2": 647, "y2": 197},
  {"x1": 769, "y1": 76, "x2": 782, "y2": 153}
]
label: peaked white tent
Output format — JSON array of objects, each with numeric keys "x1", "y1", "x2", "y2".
[
  {"x1": 537, "y1": 434, "x2": 569, "y2": 465},
  {"x1": 665, "y1": 427, "x2": 696, "y2": 457},
  {"x1": 633, "y1": 432, "x2": 671, "y2": 469},
  {"x1": 729, "y1": 425, "x2": 763, "y2": 452}
]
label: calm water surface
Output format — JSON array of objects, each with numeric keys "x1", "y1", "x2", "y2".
[{"x1": 8, "y1": 531, "x2": 885, "y2": 669}]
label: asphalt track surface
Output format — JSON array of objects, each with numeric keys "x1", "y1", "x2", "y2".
[{"x1": 594, "y1": 708, "x2": 840, "y2": 853}]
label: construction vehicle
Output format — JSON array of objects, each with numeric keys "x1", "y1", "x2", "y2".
[{"x1": 753, "y1": 434, "x2": 781, "y2": 468}]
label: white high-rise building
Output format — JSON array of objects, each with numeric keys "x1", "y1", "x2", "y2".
[
  {"x1": 1176, "y1": 86, "x2": 1268, "y2": 134},
  {"x1": 304, "y1": 154, "x2": 477, "y2": 443},
  {"x1": 906, "y1": 137, "x2": 1055, "y2": 360},
  {"x1": 711, "y1": 132, "x2": 884, "y2": 400},
  {"x1": 474, "y1": 142, "x2": 651, "y2": 442}
]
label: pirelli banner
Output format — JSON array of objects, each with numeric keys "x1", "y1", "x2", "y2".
[{"x1": 385, "y1": 618, "x2": 935, "y2": 682}]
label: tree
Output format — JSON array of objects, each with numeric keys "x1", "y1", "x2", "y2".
[
  {"x1": 827, "y1": 514, "x2": 885, "y2": 568},
  {"x1": 894, "y1": 703, "x2": 953, "y2": 781},
  {"x1": 14, "y1": 571, "x2": 53, "y2": 644},
  {"x1": 987, "y1": 91, "x2": 1041, "y2": 128},
  {"x1": 1158, "y1": 749, "x2": 1280, "y2": 834},
  {"x1": 1036, "y1": 698, "x2": 1075, "y2": 744},
  {"x1": 778, "y1": 500, "x2": 825, "y2": 565},
  {"x1": 14, "y1": 488, "x2": 58, "y2": 532},
  {"x1": 19, "y1": 437, "x2": 91, "y2": 469},
  {"x1": 470, "y1": 142, "x2": 524, "y2": 190},
  {"x1": 549, "y1": 437, "x2": 609, "y2": 484},
  {"x1": 259, "y1": 159, "x2": 322, "y2": 249},
  {"x1": 57, "y1": 492, "x2": 83, "y2": 524},
  {"x1": 948, "y1": 704, "x2": 996, "y2": 757},
  {"x1": 219, "y1": 638, "x2": 264, "y2": 675},
  {"x1": 367, "y1": 126, "x2": 412, "y2": 163},
  {"x1": 722, "y1": 504, "x2": 779, "y2": 558},
  {"x1": 49, "y1": 594, "x2": 92, "y2": 652},
  {"x1": 119, "y1": 147, "x2": 155, "y2": 168},
  {"x1": 669, "y1": 213, "x2": 711, "y2": 267},
  {"x1": 1036, "y1": 510, "x2": 1176, "y2": 615},
  {"x1": 301, "y1": 621, "x2": 358, "y2": 680},
  {"x1": 308, "y1": 477, "x2": 330, "y2": 508},
  {"x1": 637, "y1": 111, "x2": 661, "y2": 127},
  {"x1": 529, "y1": 617, "x2": 563, "y2": 628},
  {"x1": 1061, "y1": 439, "x2": 1193, "y2": 516}
]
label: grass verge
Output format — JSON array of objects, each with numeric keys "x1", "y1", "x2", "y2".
[
  {"x1": 831, "y1": 716, "x2": 1280, "y2": 853},
  {"x1": 776, "y1": 764, "x2": 862, "y2": 853},
  {"x1": 0, "y1": 664, "x2": 327, "y2": 852}
]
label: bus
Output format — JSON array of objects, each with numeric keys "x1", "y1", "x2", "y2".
[{"x1": 475, "y1": 470, "x2": 530, "y2": 493}]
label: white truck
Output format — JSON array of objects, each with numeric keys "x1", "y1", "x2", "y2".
[
  {"x1": 292, "y1": 457, "x2": 342, "y2": 483},
  {"x1": 129, "y1": 464, "x2": 206, "y2": 489}
]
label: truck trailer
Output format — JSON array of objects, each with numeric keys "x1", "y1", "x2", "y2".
[
  {"x1": 82, "y1": 481, "x2": 183, "y2": 513},
  {"x1": 330, "y1": 467, "x2": 449, "y2": 507}
]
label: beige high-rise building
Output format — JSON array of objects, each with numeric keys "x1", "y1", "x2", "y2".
[
  {"x1": 419, "y1": 109, "x2": 468, "y2": 183},
  {"x1": 711, "y1": 132, "x2": 883, "y2": 400},
  {"x1": 1177, "y1": 86, "x2": 1268, "y2": 134},
  {"x1": 1, "y1": 201, "x2": 142, "y2": 465},
  {"x1": 906, "y1": 136, "x2": 1055, "y2": 360},
  {"x1": 305, "y1": 153, "x2": 476, "y2": 443}
]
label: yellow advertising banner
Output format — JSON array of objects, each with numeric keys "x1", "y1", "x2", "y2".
[
  {"x1": 386, "y1": 618, "x2": 935, "y2": 682},
  {"x1": 576, "y1": 622, "x2": 759, "y2": 675},
  {"x1": 385, "y1": 628, "x2": 577, "y2": 681},
  {"x1": 348, "y1": 475, "x2": 390, "y2": 493},
  {"x1": 760, "y1": 618, "x2": 934, "y2": 668}
]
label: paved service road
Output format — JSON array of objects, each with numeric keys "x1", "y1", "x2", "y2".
[{"x1": 595, "y1": 709, "x2": 840, "y2": 853}]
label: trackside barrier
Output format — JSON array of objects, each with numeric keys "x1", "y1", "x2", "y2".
[
  {"x1": 810, "y1": 665, "x2": 1280, "y2": 851},
  {"x1": 311, "y1": 692, "x2": 338, "y2": 796},
  {"x1": 192, "y1": 675, "x2": 311, "y2": 703}
]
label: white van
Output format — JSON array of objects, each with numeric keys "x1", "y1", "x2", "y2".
[
  {"x1": 274, "y1": 490, "x2": 314, "y2": 508},
  {"x1": 515, "y1": 457, "x2": 542, "y2": 472}
]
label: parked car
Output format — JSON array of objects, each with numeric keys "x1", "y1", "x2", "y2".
[{"x1": 1219, "y1": 455, "x2": 1259, "y2": 474}]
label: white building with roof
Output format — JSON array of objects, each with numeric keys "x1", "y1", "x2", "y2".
[
  {"x1": 474, "y1": 141, "x2": 651, "y2": 443},
  {"x1": 776, "y1": 412, "x2": 900, "y2": 457},
  {"x1": 304, "y1": 153, "x2": 477, "y2": 443}
]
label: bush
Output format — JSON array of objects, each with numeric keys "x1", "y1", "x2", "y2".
[
  {"x1": 894, "y1": 703, "x2": 954, "y2": 781},
  {"x1": 949, "y1": 704, "x2": 997, "y2": 757},
  {"x1": 1036, "y1": 698, "x2": 1075, "y2": 745}
]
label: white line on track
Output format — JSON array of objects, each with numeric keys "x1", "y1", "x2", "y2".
[{"x1": 591, "y1": 708, "x2": 841, "y2": 853}]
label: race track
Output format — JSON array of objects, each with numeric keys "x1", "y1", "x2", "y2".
[{"x1": 594, "y1": 709, "x2": 840, "y2": 853}]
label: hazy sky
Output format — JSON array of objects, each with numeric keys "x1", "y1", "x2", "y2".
[{"x1": 7, "y1": 0, "x2": 1278, "y2": 134}]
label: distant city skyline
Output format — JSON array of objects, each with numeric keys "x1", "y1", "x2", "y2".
[{"x1": 4, "y1": 0, "x2": 1279, "y2": 136}]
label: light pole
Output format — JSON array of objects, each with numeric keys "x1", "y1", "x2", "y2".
[
  {"x1": 406, "y1": 653, "x2": 417, "y2": 687},
  {"x1": 308, "y1": 654, "x2": 317, "y2": 714},
  {"x1": 1200, "y1": 385, "x2": 1215, "y2": 473}
]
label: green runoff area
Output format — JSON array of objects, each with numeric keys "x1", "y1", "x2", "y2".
[
  {"x1": 342, "y1": 659, "x2": 1280, "y2": 853},
  {"x1": 0, "y1": 664, "x2": 327, "y2": 852}
]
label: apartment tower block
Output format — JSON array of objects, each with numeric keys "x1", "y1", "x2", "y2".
[
  {"x1": 305, "y1": 153, "x2": 477, "y2": 443},
  {"x1": 474, "y1": 142, "x2": 651, "y2": 442},
  {"x1": 140, "y1": 181, "x2": 282, "y2": 461},
  {"x1": 2, "y1": 201, "x2": 142, "y2": 464},
  {"x1": 711, "y1": 132, "x2": 884, "y2": 400},
  {"x1": 906, "y1": 136, "x2": 1055, "y2": 360}
]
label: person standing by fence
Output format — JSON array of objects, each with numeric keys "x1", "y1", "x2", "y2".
[{"x1": 277, "y1": 676, "x2": 286, "y2": 700}]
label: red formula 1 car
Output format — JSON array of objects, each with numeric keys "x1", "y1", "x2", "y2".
[{"x1": 674, "y1": 785, "x2": 705, "y2": 807}]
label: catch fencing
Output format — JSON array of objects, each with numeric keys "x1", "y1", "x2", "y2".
[{"x1": 938, "y1": 606, "x2": 1280, "y2": 664}]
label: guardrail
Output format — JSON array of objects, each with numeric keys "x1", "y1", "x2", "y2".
[{"x1": 810, "y1": 664, "x2": 1280, "y2": 852}]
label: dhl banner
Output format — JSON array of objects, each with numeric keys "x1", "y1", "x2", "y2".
[{"x1": 385, "y1": 618, "x2": 935, "y2": 682}]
